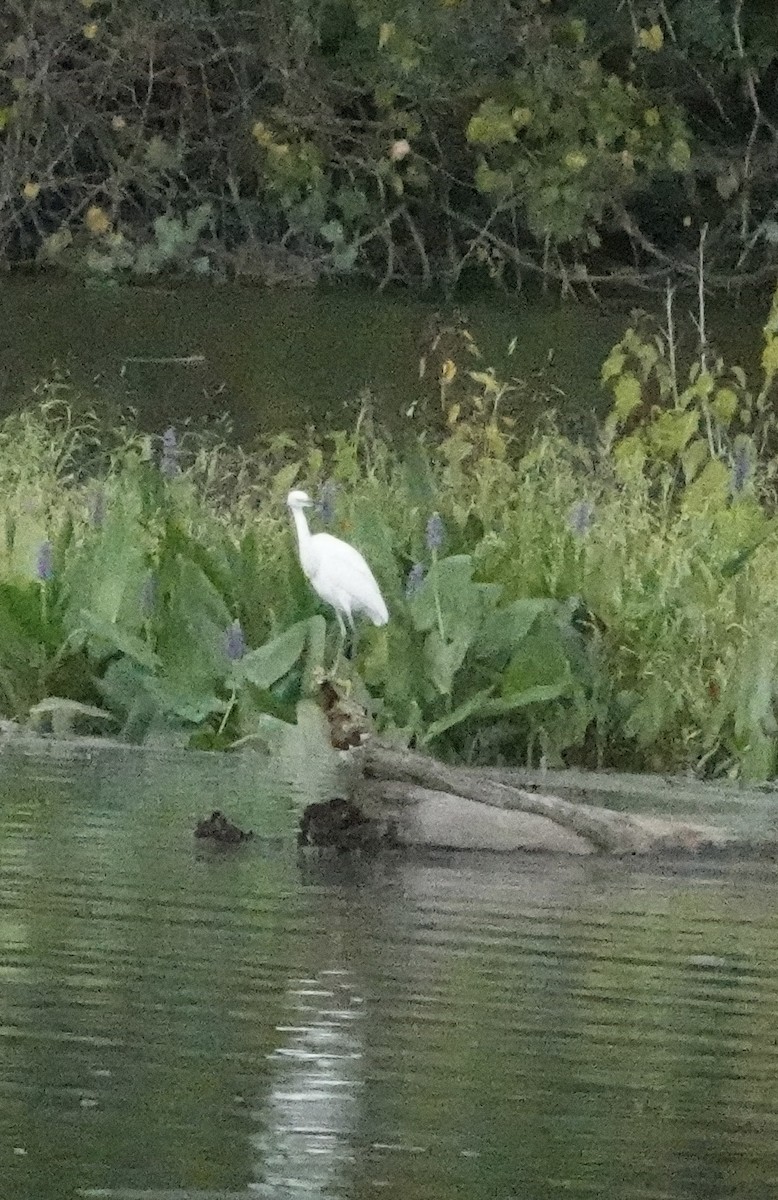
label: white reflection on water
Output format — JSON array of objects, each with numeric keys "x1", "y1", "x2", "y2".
[{"x1": 249, "y1": 967, "x2": 365, "y2": 1197}]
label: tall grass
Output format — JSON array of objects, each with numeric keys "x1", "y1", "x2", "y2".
[{"x1": 1, "y1": 290, "x2": 778, "y2": 778}]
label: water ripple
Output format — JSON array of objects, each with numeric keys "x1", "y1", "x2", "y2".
[{"x1": 2, "y1": 750, "x2": 778, "y2": 1198}]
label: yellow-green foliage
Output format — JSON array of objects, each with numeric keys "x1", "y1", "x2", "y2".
[
  {"x1": 2, "y1": 290, "x2": 778, "y2": 776},
  {"x1": 1, "y1": 0, "x2": 775, "y2": 286}
]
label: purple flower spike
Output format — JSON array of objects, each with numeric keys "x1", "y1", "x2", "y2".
[
  {"x1": 225, "y1": 619, "x2": 246, "y2": 662},
  {"x1": 160, "y1": 427, "x2": 179, "y2": 478},
  {"x1": 405, "y1": 562, "x2": 426, "y2": 598},
  {"x1": 316, "y1": 480, "x2": 337, "y2": 525},
  {"x1": 425, "y1": 512, "x2": 445, "y2": 552},
  {"x1": 140, "y1": 572, "x2": 157, "y2": 618},
  {"x1": 36, "y1": 540, "x2": 54, "y2": 583},
  {"x1": 568, "y1": 500, "x2": 595, "y2": 538}
]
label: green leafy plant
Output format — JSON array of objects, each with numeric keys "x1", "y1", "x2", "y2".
[
  {"x1": 1, "y1": 0, "x2": 776, "y2": 287},
  {"x1": 602, "y1": 286, "x2": 778, "y2": 507},
  {"x1": 85, "y1": 205, "x2": 213, "y2": 279},
  {"x1": 3, "y1": 288, "x2": 778, "y2": 778}
]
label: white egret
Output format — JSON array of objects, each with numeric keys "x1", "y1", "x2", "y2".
[{"x1": 286, "y1": 489, "x2": 389, "y2": 661}]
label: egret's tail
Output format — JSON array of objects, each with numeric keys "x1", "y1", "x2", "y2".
[{"x1": 366, "y1": 596, "x2": 389, "y2": 626}]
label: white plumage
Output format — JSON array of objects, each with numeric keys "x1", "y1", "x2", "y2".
[{"x1": 287, "y1": 489, "x2": 389, "y2": 643}]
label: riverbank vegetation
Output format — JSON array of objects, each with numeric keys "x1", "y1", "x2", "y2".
[
  {"x1": 0, "y1": 1, "x2": 776, "y2": 290},
  {"x1": 2, "y1": 286, "x2": 778, "y2": 778}
]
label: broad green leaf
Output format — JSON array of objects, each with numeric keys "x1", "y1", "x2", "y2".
[
  {"x1": 474, "y1": 161, "x2": 512, "y2": 196},
  {"x1": 155, "y1": 556, "x2": 232, "y2": 697},
  {"x1": 422, "y1": 681, "x2": 576, "y2": 744},
  {"x1": 762, "y1": 336, "x2": 778, "y2": 379},
  {"x1": 3, "y1": 509, "x2": 49, "y2": 582},
  {"x1": 28, "y1": 697, "x2": 115, "y2": 737},
  {"x1": 0, "y1": 582, "x2": 51, "y2": 715},
  {"x1": 612, "y1": 373, "x2": 642, "y2": 423},
  {"x1": 423, "y1": 629, "x2": 469, "y2": 696},
  {"x1": 236, "y1": 683, "x2": 296, "y2": 727},
  {"x1": 238, "y1": 619, "x2": 310, "y2": 689},
  {"x1": 148, "y1": 680, "x2": 227, "y2": 724},
  {"x1": 98, "y1": 657, "x2": 158, "y2": 740},
  {"x1": 0, "y1": 580, "x2": 49, "y2": 644},
  {"x1": 423, "y1": 687, "x2": 496, "y2": 740},
  {"x1": 466, "y1": 100, "x2": 516, "y2": 146},
  {"x1": 612, "y1": 433, "x2": 646, "y2": 481},
  {"x1": 649, "y1": 409, "x2": 699, "y2": 459},
  {"x1": 600, "y1": 348, "x2": 626, "y2": 382},
  {"x1": 732, "y1": 631, "x2": 778, "y2": 780},
  {"x1": 63, "y1": 486, "x2": 148, "y2": 631},
  {"x1": 409, "y1": 555, "x2": 500, "y2": 648},
  {"x1": 711, "y1": 387, "x2": 738, "y2": 424},
  {"x1": 492, "y1": 682, "x2": 571, "y2": 709},
  {"x1": 687, "y1": 370, "x2": 714, "y2": 399},
  {"x1": 163, "y1": 522, "x2": 234, "y2": 607},
  {"x1": 475, "y1": 598, "x2": 552, "y2": 660},
  {"x1": 300, "y1": 614, "x2": 327, "y2": 694},
  {"x1": 331, "y1": 243, "x2": 358, "y2": 272},
  {"x1": 79, "y1": 610, "x2": 159, "y2": 670},
  {"x1": 681, "y1": 438, "x2": 707, "y2": 484},
  {"x1": 715, "y1": 499, "x2": 769, "y2": 567},
  {"x1": 362, "y1": 623, "x2": 426, "y2": 725},
  {"x1": 681, "y1": 458, "x2": 730, "y2": 514},
  {"x1": 270, "y1": 462, "x2": 302, "y2": 502},
  {"x1": 501, "y1": 614, "x2": 571, "y2": 700},
  {"x1": 231, "y1": 710, "x2": 296, "y2": 750}
]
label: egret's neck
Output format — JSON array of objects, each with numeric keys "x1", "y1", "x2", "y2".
[{"x1": 290, "y1": 506, "x2": 311, "y2": 554}]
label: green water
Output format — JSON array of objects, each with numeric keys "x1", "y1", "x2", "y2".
[
  {"x1": 3, "y1": 742, "x2": 778, "y2": 1199},
  {"x1": 0, "y1": 276, "x2": 767, "y2": 449},
  {"x1": 0, "y1": 278, "x2": 621, "y2": 437},
  {"x1": 3, "y1": 276, "x2": 764, "y2": 441}
]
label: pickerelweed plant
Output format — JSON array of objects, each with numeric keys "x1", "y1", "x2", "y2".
[{"x1": 2, "y1": 286, "x2": 778, "y2": 777}]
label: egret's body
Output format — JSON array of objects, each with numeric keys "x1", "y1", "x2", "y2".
[{"x1": 287, "y1": 490, "x2": 388, "y2": 650}]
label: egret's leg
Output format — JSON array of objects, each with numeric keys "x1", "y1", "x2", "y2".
[
  {"x1": 331, "y1": 609, "x2": 347, "y2": 675},
  {"x1": 346, "y1": 613, "x2": 358, "y2": 661}
]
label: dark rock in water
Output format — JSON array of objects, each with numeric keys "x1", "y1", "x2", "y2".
[
  {"x1": 195, "y1": 810, "x2": 254, "y2": 844},
  {"x1": 298, "y1": 797, "x2": 390, "y2": 853}
]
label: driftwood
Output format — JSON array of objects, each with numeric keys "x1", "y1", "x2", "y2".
[{"x1": 348, "y1": 742, "x2": 744, "y2": 856}]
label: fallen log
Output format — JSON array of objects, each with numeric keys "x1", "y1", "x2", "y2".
[{"x1": 348, "y1": 742, "x2": 740, "y2": 856}]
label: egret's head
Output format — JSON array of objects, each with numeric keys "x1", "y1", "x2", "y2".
[{"x1": 287, "y1": 489, "x2": 314, "y2": 511}]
